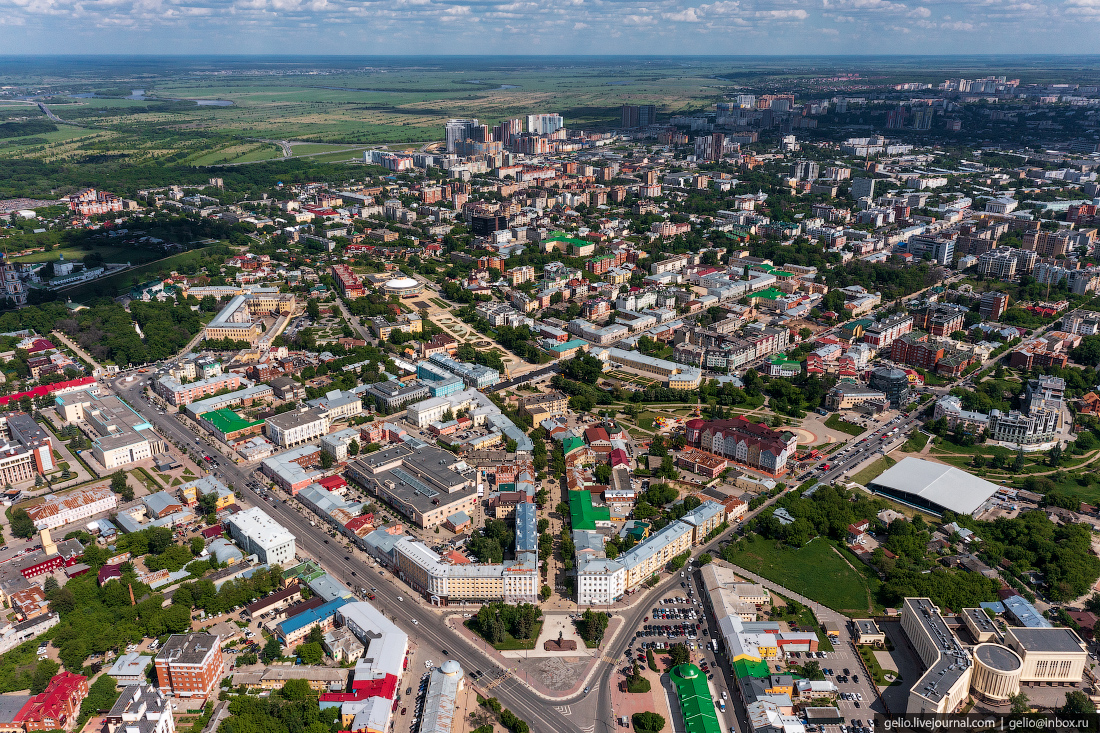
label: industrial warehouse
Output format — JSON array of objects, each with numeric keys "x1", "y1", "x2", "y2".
[{"x1": 866, "y1": 457, "x2": 1001, "y2": 517}]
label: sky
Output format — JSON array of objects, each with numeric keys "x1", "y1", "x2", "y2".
[{"x1": 0, "y1": 0, "x2": 1099, "y2": 55}]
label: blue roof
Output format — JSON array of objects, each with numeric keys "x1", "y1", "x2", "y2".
[
  {"x1": 276, "y1": 597, "x2": 349, "y2": 639},
  {"x1": 515, "y1": 502, "x2": 537, "y2": 555},
  {"x1": 1002, "y1": 595, "x2": 1051, "y2": 628},
  {"x1": 680, "y1": 500, "x2": 723, "y2": 528},
  {"x1": 979, "y1": 602, "x2": 1006, "y2": 614}
]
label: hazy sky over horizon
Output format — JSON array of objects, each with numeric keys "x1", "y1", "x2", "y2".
[{"x1": 1, "y1": 0, "x2": 1099, "y2": 55}]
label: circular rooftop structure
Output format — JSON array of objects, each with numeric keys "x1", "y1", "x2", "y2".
[
  {"x1": 440, "y1": 660, "x2": 461, "y2": 675},
  {"x1": 975, "y1": 643, "x2": 1022, "y2": 672},
  {"x1": 383, "y1": 276, "x2": 424, "y2": 298},
  {"x1": 972, "y1": 643, "x2": 1023, "y2": 702}
]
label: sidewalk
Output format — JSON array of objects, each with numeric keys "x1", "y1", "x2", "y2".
[{"x1": 446, "y1": 611, "x2": 626, "y2": 701}]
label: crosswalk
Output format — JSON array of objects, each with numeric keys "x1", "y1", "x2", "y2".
[
  {"x1": 483, "y1": 675, "x2": 508, "y2": 691},
  {"x1": 554, "y1": 705, "x2": 572, "y2": 715},
  {"x1": 601, "y1": 654, "x2": 617, "y2": 664}
]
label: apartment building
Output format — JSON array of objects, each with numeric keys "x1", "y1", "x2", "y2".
[
  {"x1": 103, "y1": 684, "x2": 174, "y2": 733},
  {"x1": 13, "y1": 672, "x2": 89, "y2": 732},
  {"x1": 861, "y1": 314, "x2": 914, "y2": 349},
  {"x1": 225, "y1": 507, "x2": 296, "y2": 565},
  {"x1": 891, "y1": 332, "x2": 945, "y2": 370},
  {"x1": 0, "y1": 413, "x2": 54, "y2": 485},
  {"x1": 685, "y1": 417, "x2": 797, "y2": 477},
  {"x1": 306, "y1": 389, "x2": 364, "y2": 422},
  {"x1": 520, "y1": 391, "x2": 569, "y2": 422},
  {"x1": 265, "y1": 407, "x2": 330, "y2": 448},
  {"x1": 976, "y1": 250, "x2": 1018, "y2": 281},
  {"x1": 979, "y1": 292, "x2": 1010, "y2": 320},
  {"x1": 620, "y1": 520, "x2": 693, "y2": 588},
  {"x1": 154, "y1": 633, "x2": 224, "y2": 699},
  {"x1": 154, "y1": 373, "x2": 242, "y2": 407},
  {"x1": 331, "y1": 264, "x2": 366, "y2": 299}
]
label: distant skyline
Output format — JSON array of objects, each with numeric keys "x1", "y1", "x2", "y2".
[{"x1": 0, "y1": 0, "x2": 1099, "y2": 57}]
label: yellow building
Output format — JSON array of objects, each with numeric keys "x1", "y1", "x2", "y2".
[
  {"x1": 620, "y1": 520, "x2": 693, "y2": 589},
  {"x1": 521, "y1": 391, "x2": 569, "y2": 422}
]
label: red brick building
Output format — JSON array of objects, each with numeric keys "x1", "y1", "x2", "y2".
[
  {"x1": 13, "y1": 672, "x2": 88, "y2": 731},
  {"x1": 154, "y1": 633, "x2": 224, "y2": 698},
  {"x1": 890, "y1": 332, "x2": 944, "y2": 371}
]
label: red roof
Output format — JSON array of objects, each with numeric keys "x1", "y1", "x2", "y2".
[
  {"x1": 25, "y1": 339, "x2": 56, "y2": 354},
  {"x1": 317, "y1": 475, "x2": 347, "y2": 490},
  {"x1": 97, "y1": 564, "x2": 122, "y2": 585},
  {"x1": 584, "y1": 426, "x2": 610, "y2": 444},
  {"x1": 351, "y1": 674, "x2": 399, "y2": 699},
  {"x1": 610, "y1": 448, "x2": 629, "y2": 467},
  {"x1": 345, "y1": 514, "x2": 375, "y2": 532},
  {"x1": 201, "y1": 525, "x2": 225, "y2": 539},
  {"x1": 445, "y1": 550, "x2": 471, "y2": 565},
  {"x1": 14, "y1": 672, "x2": 87, "y2": 727},
  {"x1": 0, "y1": 376, "x2": 96, "y2": 407}
]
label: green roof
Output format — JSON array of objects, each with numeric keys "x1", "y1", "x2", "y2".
[
  {"x1": 753, "y1": 287, "x2": 785, "y2": 300},
  {"x1": 200, "y1": 408, "x2": 264, "y2": 435},
  {"x1": 569, "y1": 489, "x2": 611, "y2": 531},
  {"x1": 545, "y1": 231, "x2": 589, "y2": 247},
  {"x1": 750, "y1": 263, "x2": 794, "y2": 278},
  {"x1": 732, "y1": 658, "x2": 772, "y2": 679},
  {"x1": 562, "y1": 435, "x2": 586, "y2": 455},
  {"x1": 550, "y1": 339, "x2": 589, "y2": 353},
  {"x1": 283, "y1": 560, "x2": 322, "y2": 580},
  {"x1": 670, "y1": 665, "x2": 723, "y2": 733},
  {"x1": 769, "y1": 353, "x2": 801, "y2": 369}
]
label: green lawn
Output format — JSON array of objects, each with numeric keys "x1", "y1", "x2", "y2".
[
  {"x1": 722, "y1": 535, "x2": 877, "y2": 616},
  {"x1": 903, "y1": 432, "x2": 929, "y2": 453},
  {"x1": 790, "y1": 605, "x2": 834, "y2": 652},
  {"x1": 850, "y1": 456, "x2": 897, "y2": 486},
  {"x1": 825, "y1": 414, "x2": 864, "y2": 437},
  {"x1": 857, "y1": 645, "x2": 901, "y2": 686}
]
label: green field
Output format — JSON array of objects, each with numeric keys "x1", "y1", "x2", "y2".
[
  {"x1": 723, "y1": 535, "x2": 878, "y2": 616},
  {"x1": 850, "y1": 456, "x2": 897, "y2": 486},
  {"x1": 11, "y1": 244, "x2": 163, "y2": 265},
  {"x1": 58, "y1": 245, "x2": 225, "y2": 299},
  {"x1": 825, "y1": 414, "x2": 865, "y2": 437}
]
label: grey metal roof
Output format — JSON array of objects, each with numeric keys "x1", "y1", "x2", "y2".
[
  {"x1": 0, "y1": 696, "x2": 30, "y2": 725},
  {"x1": 1002, "y1": 594, "x2": 1051, "y2": 628},
  {"x1": 515, "y1": 502, "x2": 537, "y2": 555},
  {"x1": 869, "y1": 457, "x2": 999, "y2": 516}
]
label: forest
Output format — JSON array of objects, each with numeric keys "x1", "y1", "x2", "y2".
[{"x1": 0, "y1": 299, "x2": 206, "y2": 366}]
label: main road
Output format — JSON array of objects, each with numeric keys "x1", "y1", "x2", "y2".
[
  {"x1": 109, "y1": 370, "x2": 786, "y2": 733},
  {"x1": 110, "y1": 373, "x2": 602, "y2": 733}
]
